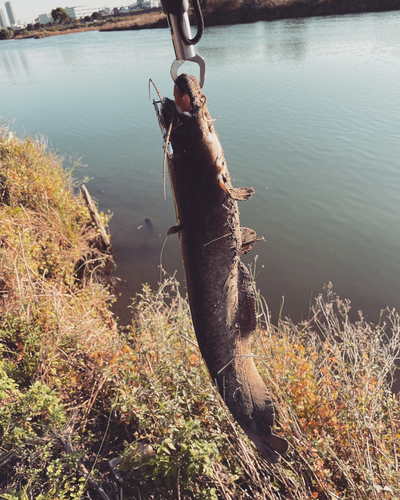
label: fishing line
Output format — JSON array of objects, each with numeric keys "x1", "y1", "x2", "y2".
[{"x1": 159, "y1": 234, "x2": 169, "y2": 285}]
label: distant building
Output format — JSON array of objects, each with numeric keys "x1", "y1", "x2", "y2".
[
  {"x1": 65, "y1": 6, "x2": 101, "y2": 19},
  {"x1": 112, "y1": 4, "x2": 140, "y2": 15},
  {"x1": 113, "y1": 1, "x2": 160, "y2": 15},
  {"x1": 99, "y1": 8, "x2": 112, "y2": 16},
  {"x1": 38, "y1": 13, "x2": 53, "y2": 25},
  {"x1": 0, "y1": 8, "x2": 8, "y2": 28},
  {"x1": 5, "y1": 1, "x2": 16, "y2": 25}
]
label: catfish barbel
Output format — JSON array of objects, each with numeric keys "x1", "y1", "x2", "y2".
[{"x1": 155, "y1": 74, "x2": 288, "y2": 463}]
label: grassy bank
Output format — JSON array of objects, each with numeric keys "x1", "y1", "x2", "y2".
[{"x1": 1, "y1": 129, "x2": 399, "y2": 499}]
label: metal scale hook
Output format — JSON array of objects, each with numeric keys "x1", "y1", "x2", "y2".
[{"x1": 160, "y1": 0, "x2": 206, "y2": 88}]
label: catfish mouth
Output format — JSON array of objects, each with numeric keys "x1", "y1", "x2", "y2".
[
  {"x1": 174, "y1": 85, "x2": 192, "y2": 115},
  {"x1": 173, "y1": 73, "x2": 205, "y2": 116}
]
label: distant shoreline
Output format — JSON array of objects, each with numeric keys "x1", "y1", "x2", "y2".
[
  {"x1": 4, "y1": 0, "x2": 400, "y2": 41},
  {"x1": 8, "y1": 11, "x2": 167, "y2": 41}
]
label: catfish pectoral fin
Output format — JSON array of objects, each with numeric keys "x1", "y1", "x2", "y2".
[
  {"x1": 240, "y1": 227, "x2": 264, "y2": 255},
  {"x1": 229, "y1": 187, "x2": 255, "y2": 201},
  {"x1": 167, "y1": 224, "x2": 184, "y2": 236},
  {"x1": 240, "y1": 236, "x2": 264, "y2": 255}
]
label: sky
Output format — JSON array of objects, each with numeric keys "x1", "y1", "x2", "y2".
[{"x1": 1, "y1": 1, "x2": 131, "y2": 24}]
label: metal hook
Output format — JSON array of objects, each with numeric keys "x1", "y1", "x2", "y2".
[
  {"x1": 161, "y1": 0, "x2": 206, "y2": 88},
  {"x1": 171, "y1": 54, "x2": 206, "y2": 89}
]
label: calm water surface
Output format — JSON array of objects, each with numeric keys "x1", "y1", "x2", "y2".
[{"x1": 1, "y1": 11, "x2": 400, "y2": 324}]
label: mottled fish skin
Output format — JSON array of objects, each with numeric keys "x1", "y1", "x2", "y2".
[{"x1": 161, "y1": 74, "x2": 288, "y2": 462}]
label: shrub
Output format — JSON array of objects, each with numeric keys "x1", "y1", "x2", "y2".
[
  {"x1": 0, "y1": 28, "x2": 13, "y2": 40},
  {"x1": 108, "y1": 277, "x2": 399, "y2": 499},
  {"x1": 0, "y1": 127, "x2": 116, "y2": 497}
]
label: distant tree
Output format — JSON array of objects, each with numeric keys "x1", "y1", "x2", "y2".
[
  {"x1": 27, "y1": 23, "x2": 34, "y2": 31},
  {"x1": 91, "y1": 11, "x2": 101, "y2": 20},
  {"x1": 83, "y1": 15, "x2": 91, "y2": 22},
  {"x1": 51, "y1": 7, "x2": 71, "y2": 25},
  {"x1": 0, "y1": 28, "x2": 13, "y2": 40}
]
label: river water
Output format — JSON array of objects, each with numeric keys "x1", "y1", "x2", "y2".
[{"x1": 1, "y1": 11, "x2": 399, "y2": 325}]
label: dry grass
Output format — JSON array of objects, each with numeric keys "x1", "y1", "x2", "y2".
[
  {"x1": 113, "y1": 274, "x2": 400, "y2": 499},
  {"x1": 253, "y1": 282, "x2": 400, "y2": 499},
  {"x1": 1, "y1": 128, "x2": 399, "y2": 499},
  {"x1": 99, "y1": 12, "x2": 167, "y2": 31},
  {"x1": 0, "y1": 128, "x2": 120, "y2": 497}
]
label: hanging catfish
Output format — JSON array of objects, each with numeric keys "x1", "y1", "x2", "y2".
[{"x1": 154, "y1": 74, "x2": 288, "y2": 463}]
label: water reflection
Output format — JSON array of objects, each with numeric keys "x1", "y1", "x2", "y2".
[
  {"x1": 0, "y1": 51, "x2": 14, "y2": 77},
  {"x1": 17, "y1": 50, "x2": 31, "y2": 76},
  {"x1": 261, "y1": 19, "x2": 308, "y2": 62},
  {"x1": 203, "y1": 18, "x2": 308, "y2": 65},
  {"x1": 0, "y1": 48, "x2": 31, "y2": 78},
  {"x1": 61, "y1": 48, "x2": 82, "y2": 67}
]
